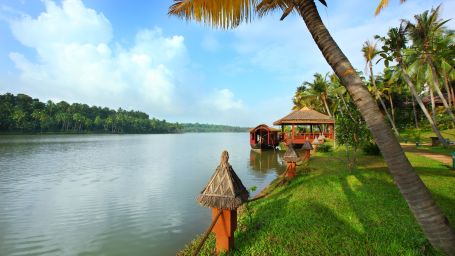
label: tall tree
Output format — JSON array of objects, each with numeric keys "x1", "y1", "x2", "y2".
[
  {"x1": 362, "y1": 40, "x2": 399, "y2": 136},
  {"x1": 168, "y1": 1, "x2": 455, "y2": 253},
  {"x1": 405, "y1": 6, "x2": 455, "y2": 124},
  {"x1": 296, "y1": 73, "x2": 333, "y2": 116},
  {"x1": 378, "y1": 26, "x2": 449, "y2": 147}
]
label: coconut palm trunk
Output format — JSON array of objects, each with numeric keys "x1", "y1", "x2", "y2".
[
  {"x1": 428, "y1": 59, "x2": 455, "y2": 124},
  {"x1": 430, "y1": 84, "x2": 437, "y2": 125},
  {"x1": 369, "y1": 63, "x2": 399, "y2": 137},
  {"x1": 402, "y1": 69, "x2": 447, "y2": 147},
  {"x1": 322, "y1": 95, "x2": 332, "y2": 117},
  {"x1": 389, "y1": 94, "x2": 395, "y2": 124},
  {"x1": 443, "y1": 70, "x2": 452, "y2": 108},
  {"x1": 411, "y1": 94, "x2": 419, "y2": 128},
  {"x1": 297, "y1": 0, "x2": 455, "y2": 253}
]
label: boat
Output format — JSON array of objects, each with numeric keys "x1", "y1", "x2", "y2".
[{"x1": 249, "y1": 124, "x2": 280, "y2": 151}]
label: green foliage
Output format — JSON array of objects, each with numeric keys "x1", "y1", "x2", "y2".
[
  {"x1": 362, "y1": 141, "x2": 381, "y2": 155},
  {"x1": 180, "y1": 123, "x2": 247, "y2": 132},
  {"x1": 410, "y1": 128, "x2": 422, "y2": 142},
  {"x1": 317, "y1": 143, "x2": 332, "y2": 152},
  {"x1": 0, "y1": 92, "x2": 182, "y2": 134},
  {"x1": 179, "y1": 150, "x2": 455, "y2": 255},
  {"x1": 278, "y1": 141, "x2": 287, "y2": 151},
  {"x1": 336, "y1": 102, "x2": 372, "y2": 169}
]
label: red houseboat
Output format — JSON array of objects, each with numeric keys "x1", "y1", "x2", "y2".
[{"x1": 249, "y1": 124, "x2": 280, "y2": 150}]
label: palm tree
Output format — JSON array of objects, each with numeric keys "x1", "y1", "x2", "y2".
[
  {"x1": 362, "y1": 40, "x2": 399, "y2": 136},
  {"x1": 378, "y1": 26, "x2": 449, "y2": 147},
  {"x1": 433, "y1": 31, "x2": 455, "y2": 109},
  {"x1": 405, "y1": 6, "x2": 455, "y2": 124},
  {"x1": 302, "y1": 73, "x2": 333, "y2": 116},
  {"x1": 168, "y1": 1, "x2": 455, "y2": 253},
  {"x1": 292, "y1": 84, "x2": 325, "y2": 112}
]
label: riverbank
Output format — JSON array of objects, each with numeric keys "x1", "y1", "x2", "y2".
[{"x1": 179, "y1": 150, "x2": 455, "y2": 255}]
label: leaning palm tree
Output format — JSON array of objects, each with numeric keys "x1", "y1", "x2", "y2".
[
  {"x1": 362, "y1": 40, "x2": 399, "y2": 136},
  {"x1": 168, "y1": 1, "x2": 455, "y2": 253},
  {"x1": 404, "y1": 6, "x2": 455, "y2": 124}
]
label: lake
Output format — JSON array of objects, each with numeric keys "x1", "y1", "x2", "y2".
[{"x1": 0, "y1": 133, "x2": 285, "y2": 255}]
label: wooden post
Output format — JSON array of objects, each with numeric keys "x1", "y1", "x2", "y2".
[
  {"x1": 212, "y1": 208, "x2": 237, "y2": 254},
  {"x1": 302, "y1": 150, "x2": 311, "y2": 162},
  {"x1": 286, "y1": 162, "x2": 296, "y2": 179},
  {"x1": 291, "y1": 125, "x2": 295, "y2": 142}
]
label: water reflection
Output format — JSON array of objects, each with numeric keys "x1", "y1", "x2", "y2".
[
  {"x1": 0, "y1": 134, "x2": 285, "y2": 256},
  {"x1": 249, "y1": 150, "x2": 286, "y2": 175}
]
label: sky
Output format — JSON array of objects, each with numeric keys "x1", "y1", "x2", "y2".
[{"x1": 0, "y1": 0, "x2": 454, "y2": 126}]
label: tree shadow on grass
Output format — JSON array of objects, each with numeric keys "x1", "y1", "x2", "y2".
[
  {"x1": 233, "y1": 197, "x2": 369, "y2": 255},
  {"x1": 340, "y1": 171, "x2": 453, "y2": 255}
]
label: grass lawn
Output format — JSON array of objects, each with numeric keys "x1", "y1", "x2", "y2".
[
  {"x1": 400, "y1": 128, "x2": 455, "y2": 155},
  {"x1": 179, "y1": 149, "x2": 455, "y2": 255},
  {"x1": 401, "y1": 128, "x2": 455, "y2": 144}
]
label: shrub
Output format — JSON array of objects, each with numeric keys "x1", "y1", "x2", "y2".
[
  {"x1": 318, "y1": 143, "x2": 332, "y2": 152},
  {"x1": 362, "y1": 141, "x2": 381, "y2": 155}
]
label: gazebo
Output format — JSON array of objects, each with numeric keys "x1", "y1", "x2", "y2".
[{"x1": 273, "y1": 107, "x2": 335, "y2": 145}]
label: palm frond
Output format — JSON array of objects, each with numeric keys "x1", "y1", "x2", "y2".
[
  {"x1": 168, "y1": 0, "x2": 258, "y2": 29},
  {"x1": 375, "y1": 0, "x2": 406, "y2": 16}
]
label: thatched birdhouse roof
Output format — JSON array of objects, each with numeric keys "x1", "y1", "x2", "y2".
[
  {"x1": 301, "y1": 141, "x2": 313, "y2": 150},
  {"x1": 312, "y1": 138, "x2": 320, "y2": 145},
  {"x1": 283, "y1": 144, "x2": 299, "y2": 162},
  {"x1": 197, "y1": 151, "x2": 249, "y2": 210}
]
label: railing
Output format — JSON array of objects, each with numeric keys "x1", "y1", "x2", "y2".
[{"x1": 282, "y1": 132, "x2": 332, "y2": 143}]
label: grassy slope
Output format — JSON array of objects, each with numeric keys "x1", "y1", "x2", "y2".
[{"x1": 180, "y1": 150, "x2": 455, "y2": 255}]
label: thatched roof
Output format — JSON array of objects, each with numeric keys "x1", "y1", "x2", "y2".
[
  {"x1": 422, "y1": 94, "x2": 449, "y2": 106},
  {"x1": 283, "y1": 144, "x2": 299, "y2": 162},
  {"x1": 248, "y1": 124, "x2": 280, "y2": 132},
  {"x1": 197, "y1": 151, "x2": 249, "y2": 210},
  {"x1": 273, "y1": 107, "x2": 335, "y2": 125},
  {"x1": 301, "y1": 141, "x2": 313, "y2": 150}
]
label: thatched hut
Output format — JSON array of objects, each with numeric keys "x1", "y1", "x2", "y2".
[
  {"x1": 274, "y1": 107, "x2": 335, "y2": 146},
  {"x1": 283, "y1": 144, "x2": 299, "y2": 163},
  {"x1": 283, "y1": 144, "x2": 299, "y2": 179},
  {"x1": 197, "y1": 151, "x2": 249, "y2": 254},
  {"x1": 198, "y1": 151, "x2": 249, "y2": 210}
]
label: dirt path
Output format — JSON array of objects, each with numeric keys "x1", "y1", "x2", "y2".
[{"x1": 401, "y1": 144, "x2": 452, "y2": 166}]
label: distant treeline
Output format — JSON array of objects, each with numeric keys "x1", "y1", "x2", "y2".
[
  {"x1": 0, "y1": 93, "x2": 246, "y2": 134},
  {"x1": 181, "y1": 123, "x2": 247, "y2": 132}
]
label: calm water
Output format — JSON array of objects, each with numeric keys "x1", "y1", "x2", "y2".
[{"x1": 0, "y1": 133, "x2": 285, "y2": 255}]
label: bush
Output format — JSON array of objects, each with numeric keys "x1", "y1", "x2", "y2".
[
  {"x1": 318, "y1": 143, "x2": 332, "y2": 152},
  {"x1": 362, "y1": 142, "x2": 381, "y2": 155}
]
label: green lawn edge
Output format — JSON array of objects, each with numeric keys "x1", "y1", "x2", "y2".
[{"x1": 178, "y1": 150, "x2": 455, "y2": 256}]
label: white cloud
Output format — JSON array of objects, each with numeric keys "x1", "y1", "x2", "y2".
[
  {"x1": 204, "y1": 88, "x2": 244, "y2": 111},
  {"x1": 6, "y1": 0, "x2": 188, "y2": 116},
  {"x1": 11, "y1": 0, "x2": 112, "y2": 48}
]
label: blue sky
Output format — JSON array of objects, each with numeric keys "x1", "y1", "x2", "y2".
[{"x1": 0, "y1": 0, "x2": 453, "y2": 126}]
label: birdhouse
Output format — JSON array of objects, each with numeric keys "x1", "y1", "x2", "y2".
[
  {"x1": 283, "y1": 144, "x2": 299, "y2": 179},
  {"x1": 318, "y1": 134, "x2": 325, "y2": 143},
  {"x1": 301, "y1": 140, "x2": 313, "y2": 162},
  {"x1": 312, "y1": 138, "x2": 320, "y2": 152},
  {"x1": 197, "y1": 151, "x2": 249, "y2": 254}
]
